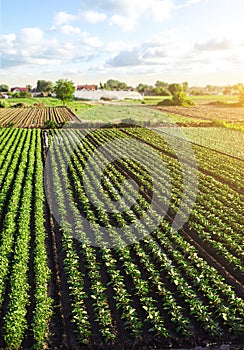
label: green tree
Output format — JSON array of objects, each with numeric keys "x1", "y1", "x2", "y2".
[
  {"x1": 0, "y1": 84, "x2": 9, "y2": 92},
  {"x1": 26, "y1": 84, "x2": 32, "y2": 91},
  {"x1": 104, "y1": 79, "x2": 128, "y2": 90},
  {"x1": 182, "y1": 81, "x2": 189, "y2": 92},
  {"x1": 36, "y1": 80, "x2": 54, "y2": 93},
  {"x1": 168, "y1": 83, "x2": 183, "y2": 95},
  {"x1": 99, "y1": 82, "x2": 104, "y2": 89},
  {"x1": 117, "y1": 81, "x2": 128, "y2": 90},
  {"x1": 155, "y1": 81, "x2": 169, "y2": 89},
  {"x1": 54, "y1": 79, "x2": 75, "y2": 105},
  {"x1": 153, "y1": 86, "x2": 170, "y2": 96},
  {"x1": 158, "y1": 83, "x2": 194, "y2": 106},
  {"x1": 19, "y1": 90, "x2": 31, "y2": 98},
  {"x1": 136, "y1": 83, "x2": 154, "y2": 95},
  {"x1": 106, "y1": 79, "x2": 119, "y2": 90}
]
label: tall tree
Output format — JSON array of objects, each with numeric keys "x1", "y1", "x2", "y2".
[
  {"x1": 54, "y1": 79, "x2": 75, "y2": 105},
  {"x1": 26, "y1": 85, "x2": 32, "y2": 91},
  {"x1": 155, "y1": 81, "x2": 169, "y2": 89},
  {"x1": 182, "y1": 81, "x2": 189, "y2": 92},
  {"x1": 36, "y1": 80, "x2": 53, "y2": 93},
  {"x1": 168, "y1": 83, "x2": 183, "y2": 95},
  {"x1": 0, "y1": 84, "x2": 9, "y2": 92},
  {"x1": 104, "y1": 79, "x2": 128, "y2": 90}
]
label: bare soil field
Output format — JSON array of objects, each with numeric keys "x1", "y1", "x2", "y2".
[{"x1": 0, "y1": 107, "x2": 79, "y2": 128}]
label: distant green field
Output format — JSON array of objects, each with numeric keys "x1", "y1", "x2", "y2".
[
  {"x1": 156, "y1": 126, "x2": 244, "y2": 159},
  {"x1": 2, "y1": 97, "x2": 92, "y2": 115},
  {"x1": 77, "y1": 104, "x2": 209, "y2": 125},
  {"x1": 118, "y1": 96, "x2": 171, "y2": 105},
  {"x1": 119, "y1": 94, "x2": 239, "y2": 106},
  {"x1": 190, "y1": 95, "x2": 239, "y2": 103}
]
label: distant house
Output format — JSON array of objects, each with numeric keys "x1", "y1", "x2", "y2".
[
  {"x1": 11, "y1": 87, "x2": 29, "y2": 93},
  {"x1": 77, "y1": 84, "x2": 97, "y2": 91}
]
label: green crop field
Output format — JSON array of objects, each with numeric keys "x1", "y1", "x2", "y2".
[{"x1": 0, "y1": 105, "x2": 243, "y2": 350}]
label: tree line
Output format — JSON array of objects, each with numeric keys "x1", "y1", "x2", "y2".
[
  {"x1": 1, "y1": 80, "x2": 244, "y2": 96},
  {"x1": 1, "y1": 79, "x2": 244, "y2": 107}
]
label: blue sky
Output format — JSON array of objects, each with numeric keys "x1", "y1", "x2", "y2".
[{"x1": 1, "y1": 0, "x2": 244, "y2": 87}]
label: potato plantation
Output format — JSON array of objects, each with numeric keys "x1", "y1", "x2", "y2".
[{"x1": 0, "y1": 106, "x2": 243, "y2": 350}]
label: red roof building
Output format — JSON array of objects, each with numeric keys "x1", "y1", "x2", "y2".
[
  {"x1": 11, "y1": 87, "x2": 29, "y2": 93},
  {"x1": 77, "y1": 84, "x2": 97, "y2": 91}
]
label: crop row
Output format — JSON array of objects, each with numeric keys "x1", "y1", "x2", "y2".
[
  {"x1": 85, "y1": 127, "x2": 244, "y2": 270},
  {"x1": 0, "y1": 129, "x2": 52, "y2": 350},
  {"x1": 0, "y1": 107, "x2": 77, "y2": 128},
  {"x1": 0, "y1": 125, "x2": 243, "y2": 349},
  {"x1": 125, "y1": 127, "x2": 244, "y2": 191},
  {"x1": 44, "y1": 127, "x2": 244, "y2": 347}
]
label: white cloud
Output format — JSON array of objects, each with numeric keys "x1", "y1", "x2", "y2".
[
  {"x1": 108, "y1": 49, "x2": 142, "y2": 66},
  {"x1": 82, "y1": 0, "x2": 174, "y2": 31},
  {"x1": 19, "y1": 27, "x2": 43, "y2": 44},
  {"x1": 195, "y1": 37, "x2": 238, "y2": 51},
  {"x1": 83, "y1": 11, "x2": 107, "y2": 23},
  {"x1": 1, "y1": 33, "x2": 16, "y2": 45},
  {"x1": 0, "y1": 26, "x2": 101, "y2": 69},
  {"x1": 105, "y1": 40, "x2": 127, "y2": 52},
  {"x1": 83, "y1": 35, "x2": 103, "y2": 48},
  {"x1": 150, "y1": 0, "x2": 174, "y2": 22},
  {"x1": 185, "y1": 0, "x2": 206, "y2": 5},
  {"x1": 107, "y1": 31, "x2": 188, "y2": 67},
  {"x1": 102, "y1": 28, "x2": 244, "y2": 78},
  {"x1": 54, "y1": 11, "x2": 77, "y2": 26},
  {"x1": 175, "y1": 0, "x2": 208, "y2": 9},
  {"x1": 109, "y1": 15, "x2": 137, "y2": 31},
  {"x1": 59, "y1": 25, "x2": 81, "y2": 35}
]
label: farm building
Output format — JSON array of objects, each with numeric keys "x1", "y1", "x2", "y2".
[
  {"x1": 74, "y1": 90, "x2": 143, "y2": 101},
  {"x1": 77, "y1": 84, "x2": 98, "y2": 91},
  {"x1": 11, "y1": 87, "x2": 29, "y2": 93}
]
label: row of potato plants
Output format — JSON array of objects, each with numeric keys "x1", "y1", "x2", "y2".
[
  {"x1": 96, "y1": 157, "x2": 244, "y2": 333},
  {"x1": 0, "y1": 130, "x2": 31, "y2": 311},
  {"x1": 111, "y1": 127, "x2": 244, "y2": 219},
  {"x1": 49, "y1": 129, "x2": 231, "y2": 340},
  {"x1": 48, "y1": 130, "x2": 116, "y2": 344},
  {"x1": 88, "y1": 128, "x2": 243, "y2": 265},
  {"x1": 60, "y1": 130, "x2": 173, "y2": 338},
  {"x1": 0, "y1": 128, "x2": 25, "y2": 192},
  {"x1": 98, "y1": 128, "x2": 243, "y2": 269},
  {"x1": 54, "y1": 128, "x2": 177, "y2": 341},
  {"x1": 62, "y1": 131, "x2": 153, "y2": 338},
  {"x1": 32, "y1": 129, "x2": 53, "y2": 348},
  {"x1": 47, "y1": 139, "x2": 92, "y2": 344},
  {"x1": 125, "y1": 128, "x2": 244, "y2": 191},
  {"x1": 82, "y1": 128, "x2": 243, "y2": 333},
  {"x1": 74, "y1": 128, "x2": 238, "y2": 334},
  {"x1": 3, "y1": 129, "x2": 37, "y2": 348},
  {"x1": 0, "y1": 129, "x2": 52, "y2": 349},
  {"x1": 180, "y1": 127, "x2": 244, "y2": 160},
  {"x1": 47, "y1": 128, "x2": 243, "y2": 344},
  {"x1": 49, "y1": 129, "x2": 175, "y2": 340}
]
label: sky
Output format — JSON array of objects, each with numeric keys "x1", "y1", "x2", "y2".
[{"x1": 0, "y1": 0, "x2": 244, "y2": 87}]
